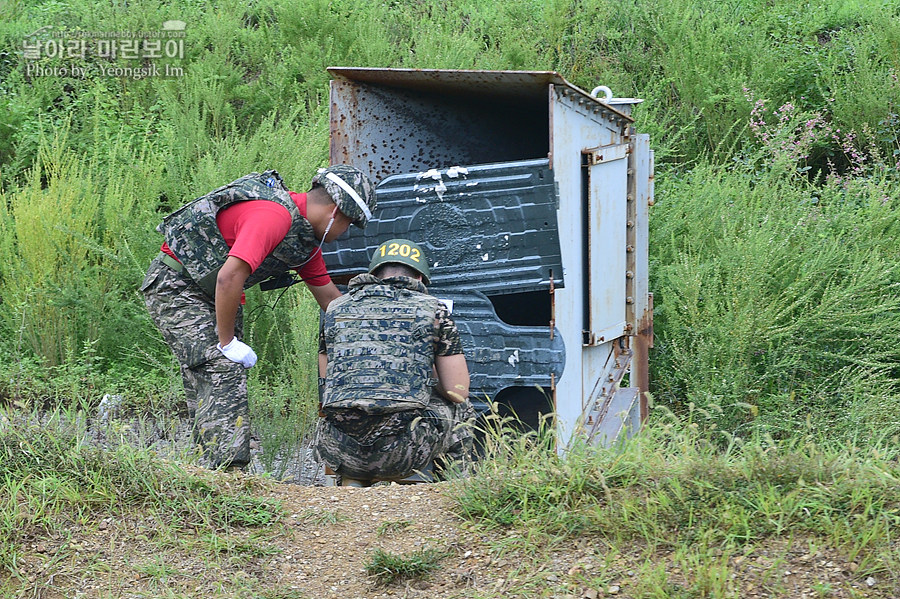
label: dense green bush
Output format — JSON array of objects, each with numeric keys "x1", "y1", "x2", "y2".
[
  {"x1": 651, "y1": 94, "x2": 900, "y2": 439},
  {"x1": 0, "y1": 0, "x2": 897, "y2": 442}
]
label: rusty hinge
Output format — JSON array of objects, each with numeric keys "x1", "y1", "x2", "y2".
[{"x1": 584, "y1": 143, "x2": 629, "y2": 165}]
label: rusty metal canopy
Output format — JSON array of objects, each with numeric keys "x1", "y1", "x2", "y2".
[{"x1": 327, "y1": 67, "x2": 632, "y2": 121}]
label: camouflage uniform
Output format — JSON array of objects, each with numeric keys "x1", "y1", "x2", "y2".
[
  {"x1": 143, "y1": 170, "x2": 323, "y2": 469},
  {"x1": 142, "y1": 258, "x2": 251, "y2": 468},
  {"x1": 314, "y1": 274, "x2": 476, "y2": 480}
]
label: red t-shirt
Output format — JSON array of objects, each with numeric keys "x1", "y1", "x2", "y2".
[{"x1": 160, "y1": 191, "x2": 331, "y2": 287}]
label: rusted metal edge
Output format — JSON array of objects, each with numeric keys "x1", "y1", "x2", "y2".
[
  {"x1": 634, "y1": 293, "x2": 654, "y2": 422},
  {"x1": 327, "y1": 67, "x2": 634, "y2": 123},
  {"x1": 587, "y1": 342, "x2": 633, "y2": 436}
]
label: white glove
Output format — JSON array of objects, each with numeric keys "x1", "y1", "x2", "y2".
[{"x1": 217, "y1": 338, "x2": 257, "y2": 369}]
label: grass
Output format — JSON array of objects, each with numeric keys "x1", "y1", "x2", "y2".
[
  {"x1": 364, "y1": 547, "x2": 448, "y2": 585},
  {"x1": 0, "y1": 0, "x2": 897, "y2": 456},
  {"x1": 0, "y1": 405, "x2": 283, "y2": 580},
  {"x1": 192, "y1": 531, "x2": 283, "y2": 557},
  {"x1": 448, "y1": 409, "x2": 900, "y2": 597},
  {"x1": 376, "y1": 519, "x2": 412, "y2": 536},
  {"x1": 294, "y1": 508, "x2": 348, "y2": 526},
  {"x1": 3, "y1": 402, "x2": 900, "y2": 596}
]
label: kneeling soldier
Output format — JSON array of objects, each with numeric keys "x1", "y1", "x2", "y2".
[{"x1": 315, "y1": 239, "x2": 475, "y2": 486}]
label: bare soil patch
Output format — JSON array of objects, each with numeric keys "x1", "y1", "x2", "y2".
[{"x1": 5, "y1": 473, "x2": 895, "y2": 598}]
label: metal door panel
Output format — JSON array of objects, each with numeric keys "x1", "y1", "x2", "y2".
[{"x1": 584, "y1": 145, "x2": 628, "y2": 345}]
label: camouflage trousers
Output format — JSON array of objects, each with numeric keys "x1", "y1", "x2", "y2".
[
  {"x1": 314, "y1": 393, "x2": 477, "y2": 480},
  {"x1": 141, "y1": 257, "x2": 250, "y2": 469}
]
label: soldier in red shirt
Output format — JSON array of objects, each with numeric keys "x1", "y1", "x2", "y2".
[{"x1": 141, "y1": 166, "x2": 376, "y2": 470}]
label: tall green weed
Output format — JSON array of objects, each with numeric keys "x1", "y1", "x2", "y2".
[
  {"x1": 4, "y1": 0, "x2": 899, "y2": 176},
  {"x1": 245, "y1": 287, "x2": 323, "y2": 471},
  {"x1": 651, "y1": 96, "x2": 900, "y2": 439}
]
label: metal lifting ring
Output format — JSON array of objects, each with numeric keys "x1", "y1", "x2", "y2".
[{"x1": 590, "y1": 85, "x2": 613, "y2": 102}]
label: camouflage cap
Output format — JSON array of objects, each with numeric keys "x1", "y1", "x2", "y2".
[
  {"x1": 311, "y1": 165, "x2": 377, "y2": 228},
  {"x1": 368, "y1": 239, "x2": 431, "y2": 284}
]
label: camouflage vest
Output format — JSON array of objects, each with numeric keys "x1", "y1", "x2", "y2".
[
  {"x1": 322, "y1": 275, "x2": 439, "y2": 414},
  {"x1": 157, "y1": 170, "x2": 318, "y2": 297}
]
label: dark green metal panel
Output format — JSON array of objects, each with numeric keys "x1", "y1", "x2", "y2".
[
  {"x1": 323, "y1": 158, "x2": 564, "y2": 295},
  {"x1": 435, "y1": 289, "x2": 564, "y2": 407}
]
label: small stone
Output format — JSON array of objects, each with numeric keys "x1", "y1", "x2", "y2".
[
  {"x1": 607, "y1": 585, "x2": 620, "y2": 594},
  {"x1": 582, "y1": 589, "x2": 599, "y2": 599},
  {"x1": 866, "y1": 576, "x2": 876, "y2": 587},
  {"x1": 848, "y1": 562, "x2": 859, "y2": 572}
]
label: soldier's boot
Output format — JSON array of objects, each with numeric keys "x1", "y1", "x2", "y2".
[{"x1": 340, "y1": 477, "x2": 371, "y2": 487}]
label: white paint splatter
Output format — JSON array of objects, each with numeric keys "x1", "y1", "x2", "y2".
[
  {"x1": 482, "y1": 253, "x2": 489, "y2": 261},
  {"x1": 434, "y1": 180, "x2": 447, "y2": 200},
  {"x1": 418, "y1": 168, "x2": 442, "y2": 181},
  {"x1": 507, "y1": 350, "x2": 520, "y2": 367},
  {"x1": 416, "y1": 169, "x2": 446, "y2": 200},
  {"x1": 446, "y1": 166, "x2": 468, "y2": 178}
]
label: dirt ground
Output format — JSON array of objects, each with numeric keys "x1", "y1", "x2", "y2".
[{"x1": 5, "y1": 472, "x2": 896, "y2": 599}]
